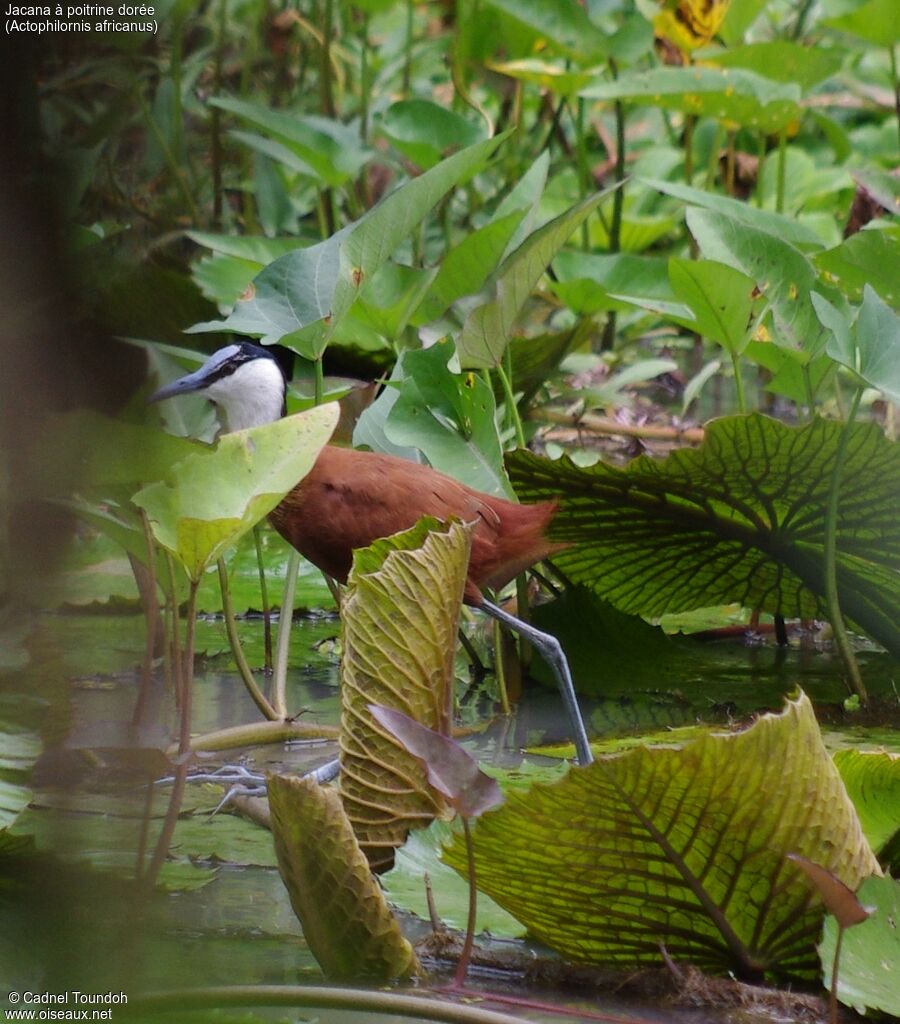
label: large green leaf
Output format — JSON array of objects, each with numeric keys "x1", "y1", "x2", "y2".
[
  {"x1": 409, "y1": 150, "x2": 547, "y2": 326},
  {"x1": 824, "y1": 0, "x2": 900, "y2": 46},
  {"x1": 640, "y1": 178, "x2": 825, "y2": 250},
  {"x1": 379, "y1": 99, "x2": 486, "y2": 170},
  {"x1": 815, "y1": 227, "x2": 900, "y2": 307},
  {"x1": 487, "y1": 58, "x2": 602, "y2": 96},
  {"x1": 445, "y1": 693, "x2": 879, "y2": 978},
  {"x1": 330, "y1": 133, "x2": 509, "y2": 330},
  {"x1": 686, "y1": 208, "x2": 823, "y2": 353},
  {"x1": 339, "y1": 518, "x2": 473, "y2": 873},
  {"x1": 833, "y1": 749, "x2": 900, "y2": 856},
  {"x1": 485, "y1": 0, "x2": 609, "y2": 63},
  {"x1": 456, "y1": 188, "x2": 613, "y2": 369},
  {"x1": 507, "y1": 414, "x2": 900, "y2": 655},
  {"x1": 700, "y1": 41, "x2": 843, "y2": 88},
  {"x1": 210, "y1": 98, "x2": 373, "y2": 186},
  {"x1": 813, "y1": 285, "x2": 900, "y2": 404},
  {"x1": 189, "y1": 134, "x2": 508, "y2": 355},
  {"x1": 134, "y1": 405, "x2": 339, "y2": 581},
  {"x1": 381, "y1": 820, "x2": 526, "y2": 935},
  {"x1": 819, "y1": 874, "x2": 900, "y2": 1017},
  {"x1": 668, "y1": 258, "x2": 757, "y2": 353},
  {"x1": 268, "y1": 773, "x2": 420, "y2": 981},
  {"x1": 383, "y1": 341, "x2": 510, "y2": 497},
  {"x1": 582, "y1": 67, "x2": 802, "y2": 135},
  {"x1": 551, "y1": 251, "x2": 672, "y2": 315},
  {"x1": 351, "y1": 262, "x2": 437, "y2": 340}
]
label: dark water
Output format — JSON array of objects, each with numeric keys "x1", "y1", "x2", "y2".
[{"x1": 2, "y1": 609, "x2": 895, "y2": 1023}]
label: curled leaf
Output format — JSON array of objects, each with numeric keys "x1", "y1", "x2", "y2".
[
  {"x1": 339, "y1": 518, "x2": 473, "y2": 872},
  {"x1": 268, "y1": 773, "x2": 420, "y2": 981}
]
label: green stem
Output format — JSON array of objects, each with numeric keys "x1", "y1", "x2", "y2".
[
  {"x1": 359, "y1": 11, "x2": 371, "y2": 144},
  {"x1": 124, "y1": 986, "x2": 530, "y2": 1024},
  {"x1": 574, "y1": 97, "x2": 590, "y2": 252},
  {"x1": 174, "y1": 718, "x2": 338, "y2": 755},
  {"x1": 496, "y1": 357, "x2": 525, "y2": 449},
  {"x1": 314, "y1": 356, "x2": 324, "y2": 406},
  {"x1": 131, "y1": 510, "x2": 161, "y2": 728},
  {"x1": 730, "y1": 351, "x2": 747, "y2": 413},
  {"x1": 134, "y1": 90, "x2": 200, "y2": 223},
  {"x1": 791, "y1": 0, "x2": 816, "y2": 40},
  {"x1": 492, "y1": 618, "x2": 511, "y2": 716},
  {"x1": 141, "y1": 762, "x2": 188, "y2": 891},
  {"x1": 776, "y1": 127, "x2": 787, "y2": 214},
  {"x1": 402, "y1": 0, "x2": 414, "y2": 96},
  {"x1": 179, "y1": 579, "x2": 199, "y2": 754},
  {"x1": 253, "y1": 525, "x2": 273, "y2": 674},
  {"x1": 683, "y1": 114, "x2": 695, "y2": 185},
  {"x1": 724, "y1": 129, "x2": 736, "y2": 196},
  {"x1": 705, "y1": 123, "x2": 724, "y2": 190},
  {"x1": 217, "y1": 559, "x2": 277, "y2": 720},
  {"x1": 829, "y1": 926, "x2": 844, "y2": 1024},
  {"x1": 890, "y1": 45, "x2": 900, "y2": 155},
  {"x1": 602, "y1": 63, "x2": 626, "y2": 352},
  {"x1": 211, "y1": 0, "x2": 226, "y2": 226},
  {"x1": 273, "y1": 550, "x2": 301, "y2": 719},
  {"x1": 824, "y1": 389, "x2": 867, "y2": 702},
  {"x1": 142, "y1": 577, "x2": 199, "y2": 891},
  {"x1": 514, "y1": 574, "x2": 531, "y2": 670},
  {"x1": 453, "y1": 818, "x2": 478, "y2": 988},
  {"x1": 165, "y1": 552, "x2": 183, "y2": 708},
  {"x1": 320, "y1": 0, "x2": 336, "y2": 117}
]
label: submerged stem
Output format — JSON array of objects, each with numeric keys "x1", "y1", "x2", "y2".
[
  {"x1": 273, "y1": 550, "x2": 301, "y2": 719},
  {"x1": 454, "y1": 817, "x2": 478, "y2": 988},
  {"x1": 217, "y1": 558, "x2": 277, "y2": 720},
  {"x1": 253, "y1": 525, "x2": 273, "y2": 673},
  {"x1": 823, "y1": 389, "x2": 867, "y2": 701}
]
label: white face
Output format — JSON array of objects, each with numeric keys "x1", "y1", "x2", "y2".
[{"x1": 206, "y1": 356, "x2": 286, "y2": 433}]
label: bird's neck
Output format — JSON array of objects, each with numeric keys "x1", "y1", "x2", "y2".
[{"x1": 206, "y1": 358, "x2": 287, "y2": 433}]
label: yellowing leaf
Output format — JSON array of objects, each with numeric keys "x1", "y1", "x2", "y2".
[
  {"x1": 134, "y1": 405, "x2": 338, "y2": 581},
  {"x1": 654, "y1": 0, "x2": 730, "y2": 53}
]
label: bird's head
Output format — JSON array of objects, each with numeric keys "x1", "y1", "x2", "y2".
[{"x1": 149, "y1": 341, "x2": 289, "y2": 434}]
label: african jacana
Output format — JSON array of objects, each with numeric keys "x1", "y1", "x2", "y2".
[{"x1": 150, "y1": 342, "x2": 593, "y2": 764}]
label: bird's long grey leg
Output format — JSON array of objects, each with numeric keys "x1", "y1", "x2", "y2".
[{"x1": 480, "y1": 599, "x2": 593, "y2": 766}]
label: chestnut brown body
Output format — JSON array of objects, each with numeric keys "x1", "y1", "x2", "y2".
[{"x1": 268, "y1": 445, "x2": 562, "y2": 605}]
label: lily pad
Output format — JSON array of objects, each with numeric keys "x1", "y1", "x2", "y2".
[
  {"x1": 819, "y1": 874, "x2": 900, "y2": 1017},
  {"x1": 444, "y1": 692, "x2": 878, "y2": 978},
  {"x1": 507, "y1": 413, "x2": 900, "y2": 656},
  {"x1": 833, "y1": 749, "x2": 900, "y2": 856}
]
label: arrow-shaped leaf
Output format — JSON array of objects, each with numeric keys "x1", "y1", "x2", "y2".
[{"x1": 457, "y1": 187, "x2": 616, "y2": 369}]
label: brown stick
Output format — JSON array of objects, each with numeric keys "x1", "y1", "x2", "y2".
[{"x1": 533, "y1": 407, "x2": 706, "y2": 445}]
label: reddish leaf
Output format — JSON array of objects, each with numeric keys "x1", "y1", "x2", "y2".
[
  {"x1": 369, "y1": 705, "x2": 504, "y2": 820},
  {"x1": 787, "y1": 853, "x2": 874, "y2": 928}
]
